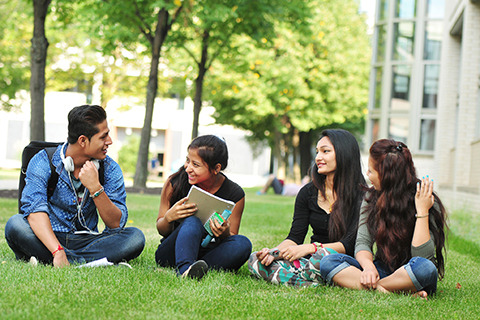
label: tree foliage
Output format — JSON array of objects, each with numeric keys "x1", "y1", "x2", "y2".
[
  {"x1": 2, "y1": 0, "x2": 371, "y2": 183},
  {"x1": 206, "y1": 0, "x2": 371, "y2": 178},
  {"x1": 78, "y1": 0, "x2": 184, "y2": 188},
  {"x1": 168, "y1": 0, "x2": 309, "y2": 139},
  {"x1": 117, "y1": 135, "x2": 141, "y2": 175},
  {"x1": 46, "y1": 15, "x2": 149, "y2": 107},
  {"x1": 0, "y1": 1, "x2": 32, "y2": 111}
]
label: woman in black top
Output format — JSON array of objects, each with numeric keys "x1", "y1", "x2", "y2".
[{"x1": 248, "y1": 129, "x2": 366, "y2": 287}]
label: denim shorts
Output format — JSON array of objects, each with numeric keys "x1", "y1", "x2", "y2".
[{"x1": 320, "y1": 253, "x2": 438, "y2": 294}]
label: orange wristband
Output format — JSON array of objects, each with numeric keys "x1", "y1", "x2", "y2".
[{"x1": 52, "y1": 245, "x2": 64, "y2": 256}]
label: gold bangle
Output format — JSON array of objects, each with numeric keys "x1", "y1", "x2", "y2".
[{"x1": 415, "y1": 214, "x2": 429, "y2": 218}]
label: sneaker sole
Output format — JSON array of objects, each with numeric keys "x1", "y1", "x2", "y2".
[{"x1": 187, "y1": 260, "x2": 208, "y2": 280}]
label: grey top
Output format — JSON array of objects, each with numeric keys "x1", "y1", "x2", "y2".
[{"x1": 355, "y1": 199, "x2": 436, "y2": 263}]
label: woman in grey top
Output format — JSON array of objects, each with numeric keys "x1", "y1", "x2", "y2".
[{"x1": 319, "y1": 139, "x2": 447, "y2": 298}]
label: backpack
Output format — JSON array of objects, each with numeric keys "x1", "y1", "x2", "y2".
[{"x1": 18, "y1": 141, "x2": 104, "y2": 214}]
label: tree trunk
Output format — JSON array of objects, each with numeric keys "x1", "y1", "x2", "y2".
[
  {"x1": 292, "y1": 128, "x2": 301, "y2": 183},
  {"x1": 191, "y1": 30, "x2": 210, "y2": 139},
  {"x1": 299, "y1": 130, "x2": 313, "y2": 177},
  {"x1": 30, "y1": 0, "x2": 51, "y2": 141},
  {"x1": 282, "y1": 131, "x2": 291, "y2": 180},
  {"x1": 133, "y1": 8, "x2": 171, "y2": 188},
  {"x1": 273, "y1": 129, "x2": 286, "y2": 180}
]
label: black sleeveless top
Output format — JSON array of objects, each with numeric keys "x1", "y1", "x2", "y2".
[{"x1": 170, "y1": 173, "x2": 244, "y2": 232}]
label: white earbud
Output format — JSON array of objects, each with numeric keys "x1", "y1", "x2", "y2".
[{"x1": 60, "y1": 142, "x2": 75, "y2": 172}]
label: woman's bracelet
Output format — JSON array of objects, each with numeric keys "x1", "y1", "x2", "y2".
[
  {"x1": 415, "y1": 213, "x2": 429, "y2": 218},
  {"x1": 52, "y1": 244, "x2": 64, "y2": 256},
  {"x1": 312, "y1": 242, "x2": 324, "y2": 253}
]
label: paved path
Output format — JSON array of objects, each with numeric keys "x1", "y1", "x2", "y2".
[{"x1": 0, "y1": 179, "x2": 18, "y2": 190}]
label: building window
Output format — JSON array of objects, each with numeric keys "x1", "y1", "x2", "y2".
[
  {"x1": 376, "y1": 24, "x2": 387, "y2": 62},
  {"x1": 424, "y1": 21, "x2": 443, "y2": 60},
  {"x1": 476, "y1": 86, "x2": 480, "y2": 139},
  {"x1": 389, "y1": 117, "x2": 409, "y2": 143},
  {"x1": 395, "y1": 0, "x2": 417, "y2": 19},
  {"x1": 426, "y1": 0, "x2": 445, "y2": 19},
  {"x1": 372, "y1": 119, "x2": 380, "y2": 142},
  {"x1": 423, "y1": 64, "x2": 440, "y2": 109},
  {"x1": 419, "y1": 119, "x2": 436, "y2": 150},
  {"x1": 393, "y1": 22, "x2": 415, "y2": 61},
  {"x1": 378, "y1": 0, "x2": 389, "y2": 21},
  {"x1": 374, "y1": 67, "x2": 383, "y2": 109},
  {"x1": 367, "y1": 0, "x2": 444, "y2": 154},
  {"x1": 391, "y1": 65, "x2": 411, "y2": 110}
]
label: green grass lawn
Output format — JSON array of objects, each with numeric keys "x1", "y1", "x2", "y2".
[{"x1": 0, "y1": 189, "x2": 479, "y2": 319}]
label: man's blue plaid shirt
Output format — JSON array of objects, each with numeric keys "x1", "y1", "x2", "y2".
[{"x1": 20, "y1": 144, "x2": 128, "y2": 233}]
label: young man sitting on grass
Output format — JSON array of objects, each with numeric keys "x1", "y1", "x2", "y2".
[{"x1": 4, "y1": 105, "x2": 145, "y2": 267}]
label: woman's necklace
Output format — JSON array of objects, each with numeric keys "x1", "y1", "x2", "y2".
[{"x1": 325, "y1": 181, "x2": 335, "y2": 212}]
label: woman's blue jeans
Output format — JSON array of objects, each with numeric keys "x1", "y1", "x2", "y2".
[
  {"x1": 5, "y1": 214, "x2": 145, "y2": 264},
  {"x1": 320, "y1": 253, "x2": 438, "y2": 294},
  {"x1": 155, "y1": 216, "x2": 252, "y2": 275}
]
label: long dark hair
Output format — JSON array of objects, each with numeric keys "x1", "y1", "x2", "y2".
[
  {"x1": 311, "y1": 129, "x2": 366, "y2": 242},
  {"x1": 365, "y1": 139, "x2": 447, "y2": 278},
  {"x1": 168, "y1": 135, "x2": 228, "y2": 207}
]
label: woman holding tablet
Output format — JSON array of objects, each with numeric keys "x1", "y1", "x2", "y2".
[{"x1": 155, "y1": 135, "x2": 251, "y2": 279}]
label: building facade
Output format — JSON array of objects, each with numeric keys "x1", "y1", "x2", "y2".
[
  {"x1": 0, "y1": 92, "x2": 271, "y2": 188},
  {"x1": 435, "y1": 0, "x2": 480, "y2": 212},
  {"x1": 367, "y1": 0, "x2": 480, "y2": 213},
  {"x1": 367, "y1": 0, "x2": 444, "y2": 154}
]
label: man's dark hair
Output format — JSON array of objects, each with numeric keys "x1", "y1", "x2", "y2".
[{"x1": 67, "y1": 105, "x2": 107, "y2": 144}]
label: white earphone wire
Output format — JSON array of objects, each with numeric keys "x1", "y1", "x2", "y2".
[{"x1": 61, "y1": 142, "x2": 100, "y2": 234}]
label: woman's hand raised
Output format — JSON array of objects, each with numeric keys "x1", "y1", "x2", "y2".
[{"x1": 415, "y1": 177, "x2": 434, "y2": 215}]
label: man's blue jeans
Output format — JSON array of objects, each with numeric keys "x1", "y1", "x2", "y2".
[
  {"x1": 155, "y1": 216, "x2": 252, "y2": 275},
  {"x1": 5, "y1": 214, "x2": 145, "y2": 264},
  {"x1": 320, "y1": 253, "x2": 438, "y2": 294}
]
